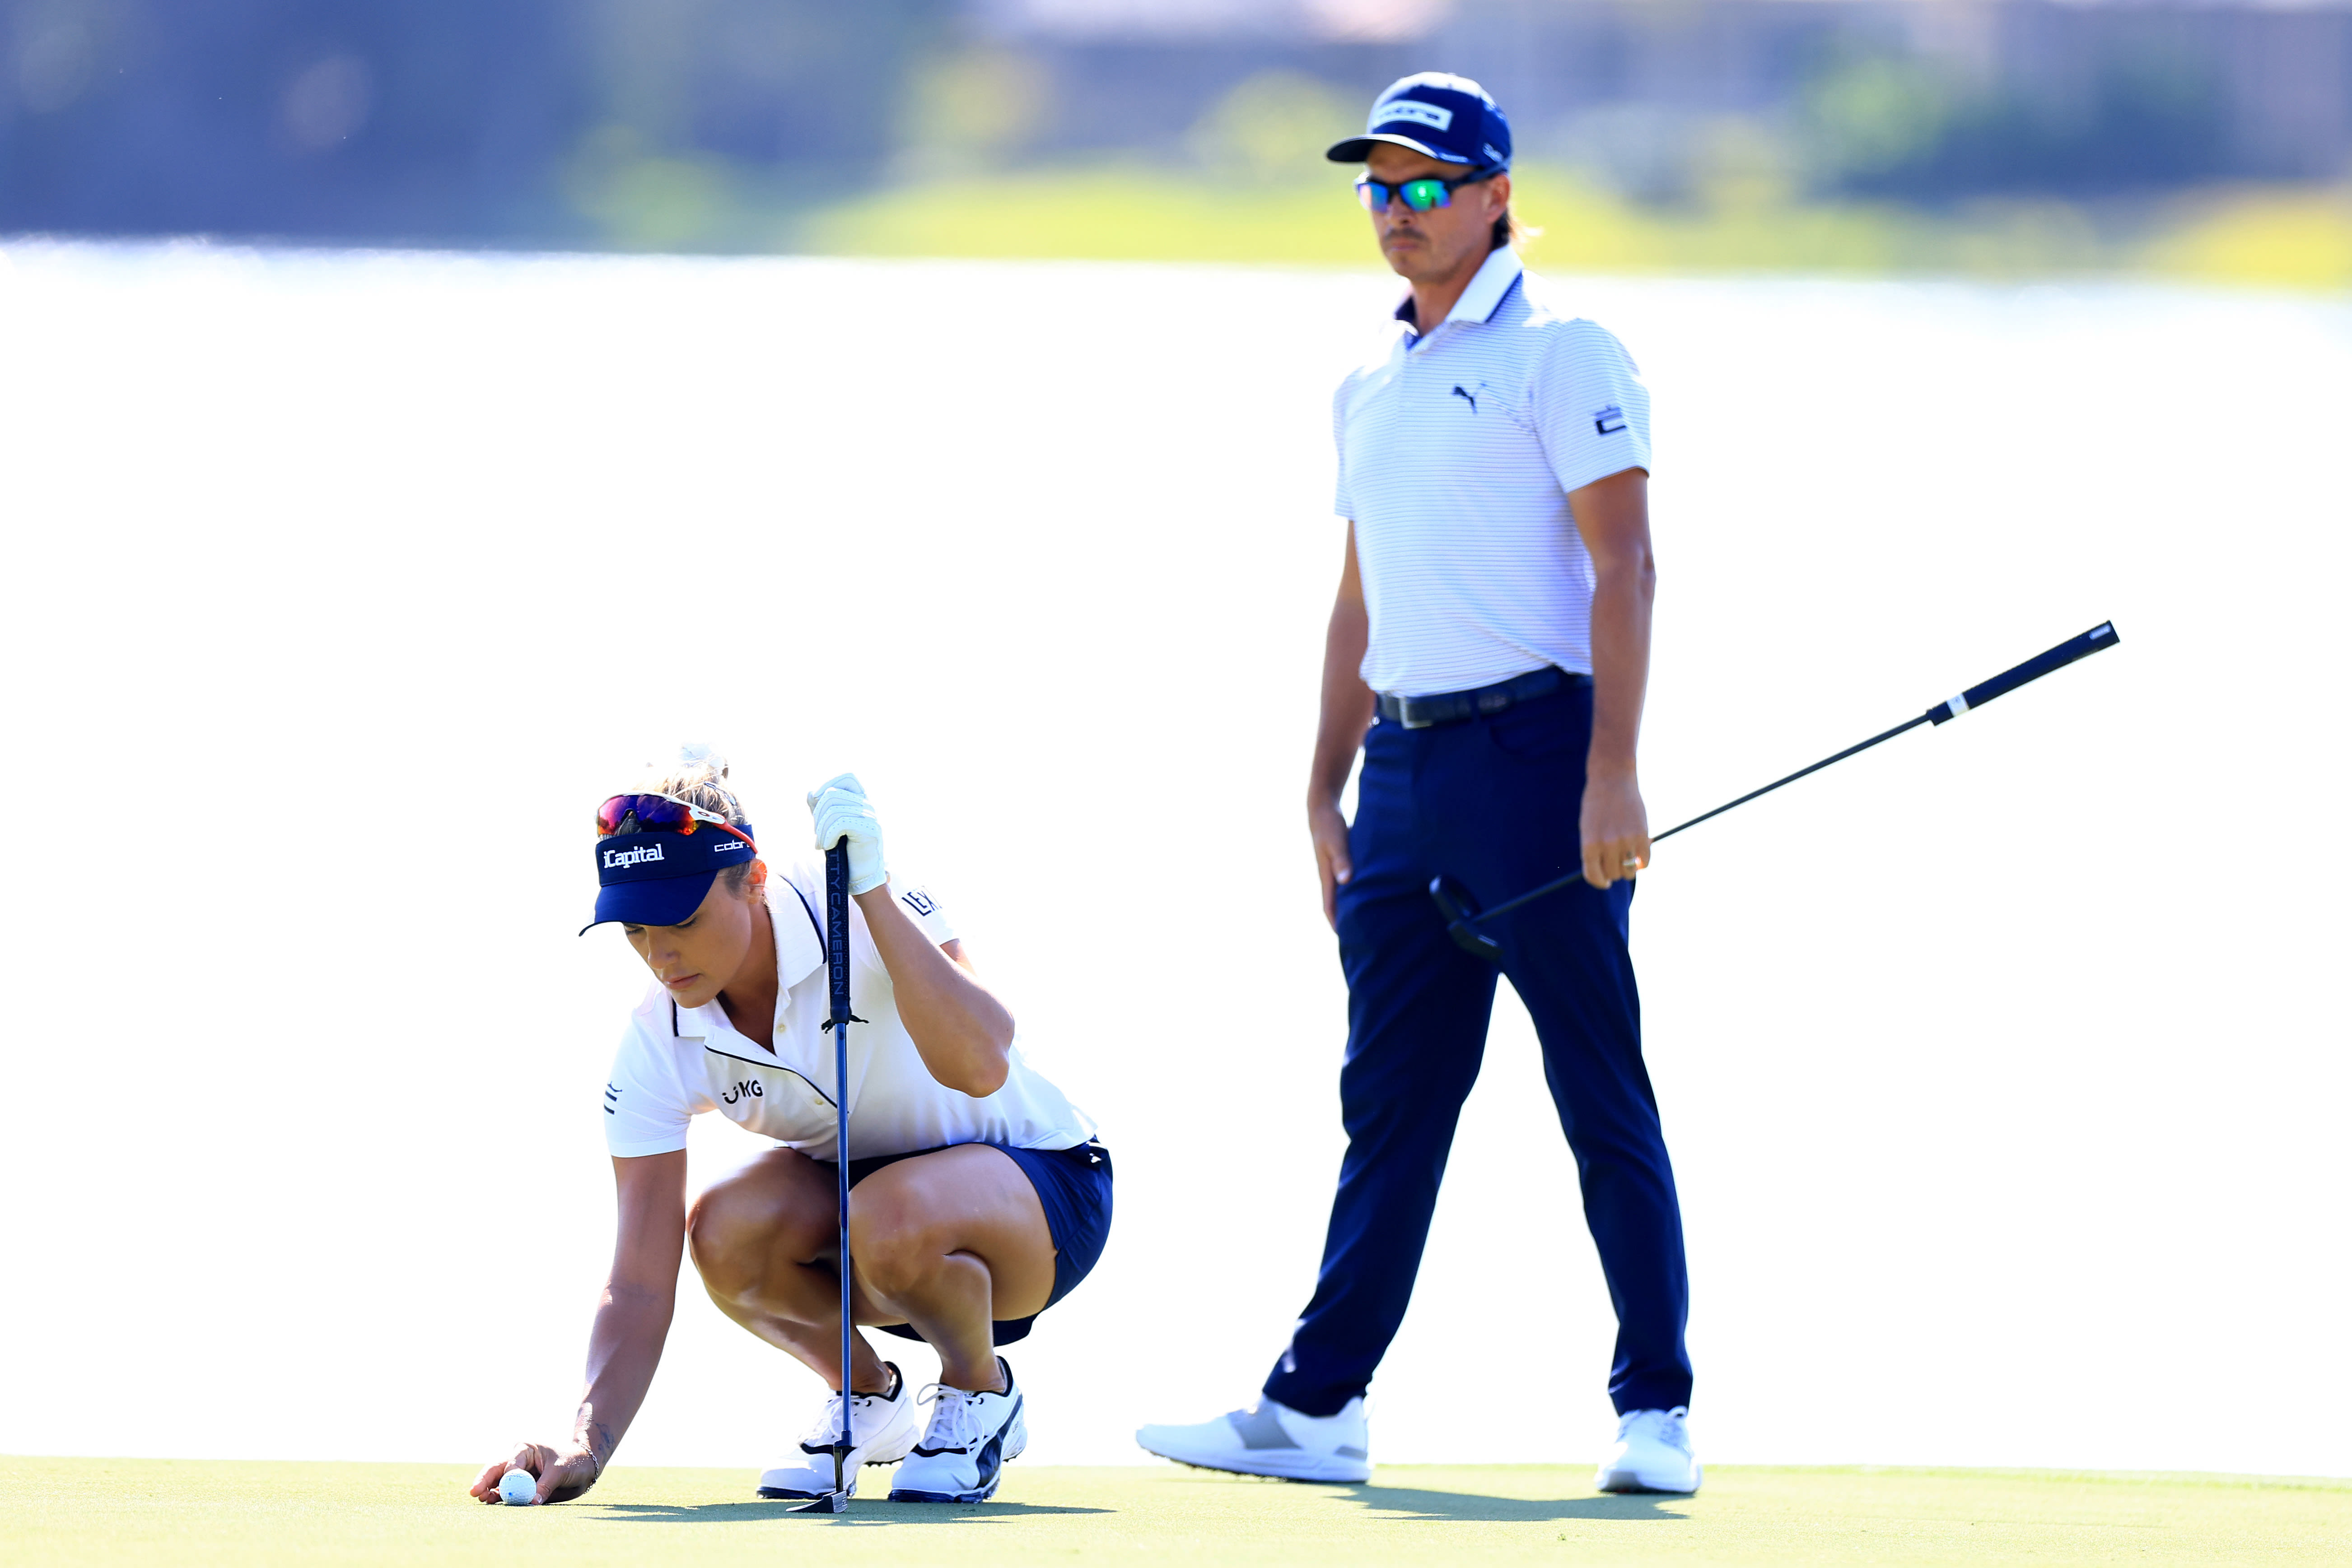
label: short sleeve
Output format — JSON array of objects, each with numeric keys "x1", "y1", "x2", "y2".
[
  {"x1": 603, "y1": 1026, "x2": 696, "y2": 1158},
  {"x1": 891, "y1": 880, "x2": 958, "y2": 946},
  {"x1": 1331, "y1": 376, "x2": 1355, "y2": 520},
  {"x1": 852, "y1": 878, "x2": 961, "y2": 994},
  {"x1": 1530, "y1": 321, "x2": 1653, "y2": 497}
]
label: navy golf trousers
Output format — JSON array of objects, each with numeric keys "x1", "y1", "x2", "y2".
[{"x1": 1262, "y1": 679, "x2": 1694, "y2": 1418}]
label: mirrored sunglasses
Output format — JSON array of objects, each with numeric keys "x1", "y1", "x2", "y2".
[
  {"x1": 595, "y1": 791, "x2": 757, "y2": 852},
  {"x1": 1355, "y1": 167, "x2": 1500, "y2": 214}
]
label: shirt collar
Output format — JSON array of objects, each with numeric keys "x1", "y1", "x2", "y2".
[
  {"x1": 667, "y1": 876, "x2": 827, "y2": 1041},
  {"x1": 1395, "y1": 246, "x2": 1524, "y2": 339},
  {"x1": 769, "y1": 870, "x2": 828, "y2": 990}
]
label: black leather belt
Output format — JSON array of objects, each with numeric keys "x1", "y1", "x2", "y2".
[{"x1": 1376, "y1": 666, "x2": 1589, "y2": 729}]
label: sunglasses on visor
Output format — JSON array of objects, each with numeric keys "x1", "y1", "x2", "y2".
[
  {"x1": 1355, "y1": 166, "x2": 1502, "y2": 214},
  {"x1": 595, "y1": 791, "x2": 758, "y2": 852}
]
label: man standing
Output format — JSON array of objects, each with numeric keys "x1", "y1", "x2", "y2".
[{"x1": 1138, "y1": 73, "x2": 1698, "y2": 1494}]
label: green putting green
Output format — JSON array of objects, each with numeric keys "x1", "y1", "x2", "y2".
[{"x1": 5, "y1": 1456, "x2": 2347, "y2": 1566}]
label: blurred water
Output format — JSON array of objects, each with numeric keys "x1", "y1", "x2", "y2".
[{"x1": 0, "y1": 242, "x2": 2346, "y2": 1479}]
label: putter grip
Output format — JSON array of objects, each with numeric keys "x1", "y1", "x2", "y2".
[
  {"x1": 1927, "y1": 621, "x2": 2119, "y2": 725},
  {"x1": 825, "y1": 840, "x2": 851, "y2": 1028}
]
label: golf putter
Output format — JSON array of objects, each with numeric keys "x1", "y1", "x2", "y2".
[
  {"x1": 789, "y1": 838, "x2": 858, "y2": 1515},
  {"x1": 1433, "y1": 622, "x2": 2122, "y2": 960}
]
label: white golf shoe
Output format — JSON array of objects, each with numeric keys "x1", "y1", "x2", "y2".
[
  {"x1": 1594, "y1": 1406, "x2": 1701, "y2": 1494},
  {"x1": 888, "y1": 1359, "x2": 1029, "y2": 1504},
  {"x1": 1135, "y1": 1396, "x2": 1372, "y2": 1483},
  {"x1": 756, "y1": 1362, "x2": 920, "y2": 1499}
]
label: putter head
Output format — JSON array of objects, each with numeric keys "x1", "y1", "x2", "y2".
[
  {"x1": 1428, "y1": 875, "x2": 1503, "y2": 963},
  {"x1": 786, "y1": 1440, "x2": 854, "y2": 1513}
]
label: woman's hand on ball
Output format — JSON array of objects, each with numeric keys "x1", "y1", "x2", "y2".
[
  {"x1": 807, "y1": 772, "x2": 888, "y2": 894},
  {"x1": 469, "y1": 1441, "x2": 599, "y2": 1504}
]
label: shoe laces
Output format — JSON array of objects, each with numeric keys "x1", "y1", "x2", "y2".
[
  {"x1": 915, "y1": 1383, "x2": 983, "y2": 1455},
  {"x1": 1615, "y1": 1406, "x2": 1691, "y2": 1452},
  {"x1": 801, "y1": 1379, "x2": 891, "y2": 1448},
  {"x1": 801, "y1": 1391, "x2": 852, "y2": 1448}
]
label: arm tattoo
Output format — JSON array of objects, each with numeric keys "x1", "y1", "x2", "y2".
[
  {"x1": 578, "y1": 1405, "x2": 617, "y2": 1459},
  {"x1": 548, "y1": 1404, "x2": 616, "y2": 1503}
]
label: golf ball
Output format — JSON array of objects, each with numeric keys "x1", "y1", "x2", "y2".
[{"x1": 498, "y1": 1469, "x2": 537, "y2": 1506}]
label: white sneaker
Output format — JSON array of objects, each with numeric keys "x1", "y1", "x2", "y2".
[
  {"x1": 1594, "y1": 1406, "x2": 1701, "y2": 1494},
  {"x1": 887, "y1": 1358, "x2": 1029, "y2": 1504},
  {"x1": 756, "y1": 1362, "x2": 920, "y2": 1499},
  {"x1": 1135, "y1": 1396, "x2": 1371, "y2": 1483}
]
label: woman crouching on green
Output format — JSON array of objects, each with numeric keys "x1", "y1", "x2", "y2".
[{"x1": 471, "y1": 753, "x2": 1110, "y2": 1506}]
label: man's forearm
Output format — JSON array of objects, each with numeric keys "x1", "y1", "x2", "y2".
[
  {"x1": 1587, "y1": 562, "x2": 1654, "y2": 775},
  {"x1": 1312, "y1": 595, "x2": 1375, "y2": 803}
]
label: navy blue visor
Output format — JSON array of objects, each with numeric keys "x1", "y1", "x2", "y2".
[{"x1": 581, "y1": 823, "x2": 757, "y2": 934}]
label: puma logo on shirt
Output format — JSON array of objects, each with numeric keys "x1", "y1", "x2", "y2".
[{"x1": 1451, "y1": 385, "x2": 1478, "y2": 413}]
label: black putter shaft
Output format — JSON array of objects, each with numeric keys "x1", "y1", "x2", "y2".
[
  {"x1": 1437, "y1": 622, "x2": 2120, "y2": 945},
  {"x1": 791, "y1": 839, "x2": 857, "y2": 1515}
]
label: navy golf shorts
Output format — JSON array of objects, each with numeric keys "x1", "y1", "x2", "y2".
[{"x1": 836, "y1": 1140, "x2": 1114, "y2": 1345}]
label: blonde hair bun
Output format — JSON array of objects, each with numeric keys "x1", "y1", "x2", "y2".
[
  {"x1": 623, "y1": 744, "x2": 748, "y2": 833},
  {"x1": 601, "y1": 743, "x2": 758, "y2": 895}
]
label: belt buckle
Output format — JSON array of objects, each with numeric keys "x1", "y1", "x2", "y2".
[{"x1": 1398, "y1": 698, "x2": 1433, "y2": 729}]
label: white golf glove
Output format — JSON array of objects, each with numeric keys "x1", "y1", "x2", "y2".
[{"x1": 807, "y1": 773, "x2": 888, "y2": 895}]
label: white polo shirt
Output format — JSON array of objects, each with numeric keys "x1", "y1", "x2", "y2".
[
  {"x1": 1333, "y1": 246, "x2": 1653, "y2": 698},
  {"x1": 601, "y1": 855, "x2": 1097, "y2": 1162}
]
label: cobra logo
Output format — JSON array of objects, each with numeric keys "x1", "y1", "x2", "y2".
[{"x1": 1379, "y1": 99, "x2": 1453, "y2": 132}]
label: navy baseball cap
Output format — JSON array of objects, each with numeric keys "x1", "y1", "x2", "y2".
[
  {"x1": 581, "y1": 824, "x2": 757, "y2": 934},
  {"x1": 1326, "y1": 72, "x2": 1512, "y2": 170}
]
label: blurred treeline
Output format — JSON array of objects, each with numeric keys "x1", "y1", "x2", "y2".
[
  {"x1": 0, "y1": 0, "x2": 950, "y2": 242},
  {"x1": 3, "y1": 0, "x2": 2347, "y2": 283}
]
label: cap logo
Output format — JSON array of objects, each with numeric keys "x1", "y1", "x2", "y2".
[
  {"x1": 1377, "y1": 99, "x2": 1453, "y2": 133},
  {"x1": 713, "y1": 839, "x2": 745, "y2": 853},
  {"x1": 603, "y1": 843, "x2": 665, "y2": 870}
]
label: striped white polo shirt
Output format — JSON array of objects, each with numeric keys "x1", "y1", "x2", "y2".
[{"x1": 1334, "y1": 246, "x2": 1653, "y2": 698}]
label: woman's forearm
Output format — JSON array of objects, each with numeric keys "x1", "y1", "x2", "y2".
[
  {"x1": 565, "y1": 1150, "x2": 686, "y2": 1491},
  {"x1": 856, "y1": 888, "x2": 1015, "y2": 1096},
  {"x1": 572, "y1": 1283, "x2": 676, "y2": 1477}
]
